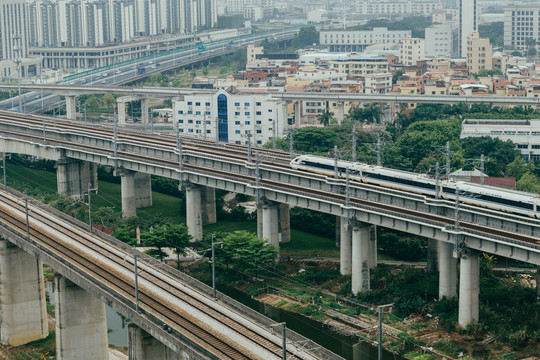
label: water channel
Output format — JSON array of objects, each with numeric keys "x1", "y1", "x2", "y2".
[{"x1": 46, "y1": 282, "x2": 402, "y2": 359}]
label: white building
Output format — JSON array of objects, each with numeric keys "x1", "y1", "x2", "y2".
[
  {"x1": 503, "y1": 4, "x2": 540, "y2": 53},
  {"x1": 355, "y1": 0, "x2": 443, "y2": 17},
  {"x1": 425, "y1": 22, "x2": 457, "y2": 57},
  {"x1": 461, "y1": 119, "x2": 540, "y2": 161},
  {"x1": 225, "y1": 0, "x2": 273, "y2": 20},
  {"x1": 364, "y1": 72, "x2": 392, "y2": 94},
  {"x1": 173, "y1": 89, "x2": 287, "y2": 145},
  {"x1": 320, "y1": 28, "x2": 411, "y2": 52},
  {"x1": 459, "y1": 0, "x2": 479, "y2": 58},
  {"x1": 399, "y1": 38, "x2": 425, "y2": 67}
]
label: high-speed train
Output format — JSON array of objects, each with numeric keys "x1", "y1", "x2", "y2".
[{"x1": 290, "y1": 155, "x2": 540, "y2": 219}]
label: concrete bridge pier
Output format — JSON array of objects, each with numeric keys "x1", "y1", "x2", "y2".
[
  {"x1": 141, "y1": 98, "x2": 149, "y2": 126},
  {"x1": 458, "y1": 250, "x2": 480, "y2": 328},
  {"x1": 185, "y1": 184, "x2": 217, "y2": 242},
  {"x1": 427, "y1": 238, "x2": 439, "y2": 273},
  {"x1": 118, "y1": 170, "x2": 153, "y2": 217},
  {"x1": 340, "y1": 217, "x2": 352, "y2": 275},
  {"x1": 128, "y1": 324, "x2": 179, "y2": 359},
  {"x1": 257, "y1": 201, "x2": 290, "y2": 248},
  {"x1": 55, "y1": 276, "x2": 109, "y2": 360},
  {"x1": 351, "y1": 222, "x2": 371, "y2": 295},
  {"x1": 65, "y1": 95, "x2": 77, "y2": 120},
  {"x1": 57, "y1": 157, "x2": 98, "y2": 200},
  {"x1": 369, "y1": 225, "x2": 377, "y2": 269},
  {"x1": 336, "y1": 102, "x2": 345, "y2": 124},
  {"x1": 439, "y1": 241, "x2": 457, "y2": 299},
  {"x1": 117, "y1": 96, "x2": 148, "y2": 126},
  {"x1": 0, "y1": 240, "x2": 48, "y2": 346}
]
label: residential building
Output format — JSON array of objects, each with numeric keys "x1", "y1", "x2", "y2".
[
  {"x1": 355, "y1": 0, "x2": 442, "y2": 17},
  {"x1": 399, "y1": 38, "x2": 425, "y2": 67},
  {"x1": 503, "y1": 4, "x2": 540, "y2": 53},
  {"x1": 425, "y1": 22, "x2": 457, "y2": 57},
  {"x1": 364, "y1": 72, "x2": 392, "y2": 94},
  {"x1": 328, "y1": 57, "x2": 389, "y2": 78},
  {"x1": 432, "y1": 8, "x2": 459, "y2": 23},
  {"x1": 0, "y1": 0, "x2": 42, "y2": 80},
  {"x1": 466, "y1": 32, "x2": 492, "y2": 74},
  {"x1": 247, "y1": 44, "x2": 264, "y2": 65},
  {"x1": 173, "y1": 89, "x2": 286, "y2": 145},
  {"x1": 225, "y1": 0, "x2": 273, "y2": 20},
  {"x1": 459, "y1": 0, "x2": 479, "y2": 57},
  {"x1": 461, "y1": 119, "x2": 540, "y2": 160},
  {"x1": 319, "y1": 28, "x2": 411, "y2": 53}
]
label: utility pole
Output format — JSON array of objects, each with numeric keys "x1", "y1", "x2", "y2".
[
  {"x1": 255, "y1": 151, "x2": 261, "y2": 204},
  {"x1": 352, "y1": 126, "x2": 357, "y2": 162},
  {"x1": 178, "y1": 133, "x2": 184, "y2": 188},
  {"x1": 376, "y1": 138, "x2": 381, "y2": 166},
  {"x1": 289, "y1": 127, "x2": 294, "y2": 159},
  {"x1": 378, "y1": 304, "x2": 393, "y2": 360},
  {"x1": 445, "y1": 141, "x2": 451, "y2": 177},
  {"x1": 246, "y1": 130, "x2": 252, "y2": 163},
  {"x1": 13, "y1": 35, "x2": 22, "y2": 113},
  {"x1": 134, "y1": 252, "x2": 139, "y2": 312},
  {"x1": 272, "y1": 118, "x2": 276, "y2": 150},
  {"x1": 211, "y1": 234, "x2": 223, "y2": 300},
  {"x1": 113, "y1": 111, "x2": 118, "y2": 170},
  {"x1": 2, "y1": 153, "x2": 6, "y2": 191},
  {"x1": 480, "y1": 154, "x2": 485, "y2": 186},
  {"x1": 435, "y1": 162, "x2": 440, "y2": 200},
  {"x1": 270, "y1": 323, "x2": 287, "y2": 360},
  {"x1": 454, "y1": 187, "x2": 461, "y2": 254},
  {"x1": 87, "y1": 185, "x2": 97, "y2": 234},
  {"x1": 333, "y1": 145, "x2": 339, "y2": 179}
]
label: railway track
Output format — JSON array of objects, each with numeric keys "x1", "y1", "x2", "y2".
[
  {"x1": 0, "y1": 191, "x2": 319, "y2": 360},
  {"x1": 0, "y1": 110, "x2": 538, "y2": 248}
]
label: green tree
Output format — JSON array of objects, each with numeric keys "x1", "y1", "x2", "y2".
[
  {"x1": 526, "y1": 38, "x2": 538, "y2": 58},
  {"x1": 220, "y1": 231, "x2": 278, "y2": 274},
  {"x1": 202, "y1": 67, "x2": 209, "y2": 76},
  {"x1": 516, "y1": 172, "x2": 540, "y2": 193},
  {"x1": 505, "y1": 157, "x2": 528, "y2": 181},
  {"x1": 294, "y1": 26, "x2": 319, "y2": 47},
  {"x1": 162, "y1": 223, "x2": 192, "y2": 268},
  {"x1": 102, "y1": 94, "x2": 116, "y2": 113},
  {"x1": 478, "y1": 22, "x2": 504, "y2": 48},
  {"x1": 85, "y1": 96, "x2": 101, "y2": 111},
  {"x1": 142, "y1": 226, "x2": 168, "y2": 261},
  {"x1": 190, "y1": 70, "x2": 197, "y2": 78},
  {"x1": 317, "y1": 108, "x2": 334, "y2": 126},
  {"x1": 92, "y1": 207, "x2": 122, "y2": 228}
]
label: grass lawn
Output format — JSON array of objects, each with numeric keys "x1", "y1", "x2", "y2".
[
  {"x1": 6, "y1": 162, "x2": 341, "y2": 258},
  {"x1": 5, "y1": 162, "x2": 185, "y2": 224}
]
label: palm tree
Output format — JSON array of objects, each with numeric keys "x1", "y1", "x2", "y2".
[{"x1": 318, "y1": 108, "x2": 334, "y2": 127}]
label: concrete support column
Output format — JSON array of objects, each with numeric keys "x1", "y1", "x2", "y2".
[
  {"x1": 118, "y1": 100, "x2": 127, "y2": 126},
  {"x1": 427, "y1": 238, "x2": 439, "y2": 273},
  {"x1": 537, "y1": 266, "x2": 540, "y2": 301},
  {"x1": 120, "y1": 170, "x2": 137, "y2": 218},
  {"x1": 278, "y1": 203, "x2": 290, "y2": 244},
  {"x1": 340, "y1": 217, "x2": 352, "y2": 276},
  {"x1": 134, "y1": 172, "x2": 152, "y2": 208},
  {"x1": 262, "y1": 201, "x2": 280, "y2": 248},
  {"x1": 369, "y1": 225, "x2": 377, "y2": 269},
  {"x1": 65, "y1": 95, "x2": 77, "y2": 120},
  {"x1": 0, "y1": 240, "x2": 48, "y2": 346},
  {"x1": 439, "y1": 241, "x2": 457, "y2": 299},
  {"x1": 351, "y1": 223, "x2": 370, "y2": 295},
  {"x1": 128, "y1": 324, "x2": 179, "y2": 359},
  {"x1": 336, "y1": 102, "x2": 345, "y2": 124},
  {"x1": 55, "y1": 276, "x2": 109, "y2": 360},
  {"x1": 281, "y1": 101, "x2": 289, "y2": 131},
  {"x1": 57, "y1": 157, "x2": 92, "y2": 200},
  {"x1": 458, "y1": 251, "x2": 480, "y2": 328},
  {"x1": 295, "y1": 101, "x2": 301, "y2": 126},
  {"x1": 186, "y1": 184, "x2": 203, "y2": 241},
  {"x1": 141, "y1": 98, "x2": 149, "y2": 126},
  {"x1": 201, "y1": 186, "x2": 216, "y2": 225}
]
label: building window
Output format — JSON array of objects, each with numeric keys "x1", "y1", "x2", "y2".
[
  {"x1": 235, "y1": 111, "x2": 240, "y2": 116},
  {"x1": 235, "y1": 130, "x2": 241, "y2": 134},
  {"x1": 235, "y1": 121, "x2": 240, "y2": 125},
  {"x1": 178, "y1": 110, "x2": 183, "y2": 114},
  {"x1": 245, "y1": 121, "x2": 250, "y2": 125},
  {"x1": 178, "y1": 120, "x2": 184, "y2": 123},
  {"x1": 187, "y1": 102, "x2": 192, "y2": 105},
  {"x1": 256, "y1": 111, "x2": 262, "y2": 115},
  {"x1": 205, "y1": 111, "x2": 211, "y2": 115},
  {"x1": 256, "y1": 120, "x2": 262, "y2": 124},
  {"x1": 187, "y1": 111, "x2": 193, "y2": 114},
  {"x1": 245, "y1": 112, "x2": 250, "y2": 116},
  {"x1": 234, "y1": 102, "x2": 240, "y2": 106},
  {"x1": 196, "y1": 111, "x2": 201, "y2": 115},
  {"x1": 244, "y1": 102, "x2": 250, "y2": 106},
  {"x1": 205, "y1": 102, "x2": 211, "y2": 106},
  {"x1": 188, "y1": 129, "x2": 193, "y2": 133},
  {"x1": 188, "y1": 120, "x2": 193, "y2": 124},
  {"x1": 256, "y1": 102, "x2": 261, "y2": 106},
  {"x1": 218, "y1": 94, "x2": 229, "y2": 143},
  {"x1": 195, "y1": 102, "x2": 200, "y2": 106}
]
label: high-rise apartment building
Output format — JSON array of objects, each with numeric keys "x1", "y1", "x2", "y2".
[
  {"x1": 459, "y1": 0, "x2": 478, "y2": 58},
  {"x1": 467, "y1": 32, "x2": 492, "y2": 74},
  {"x1": 355, "y1": 0, "x2": 443, "y2": 17},
  {"x1": 0, "y1": 0, "x2": 31, "y2": 60},
  {"x1": 503, "y1": 4, "x2": 540, "y2": 53},
  {"x1": 425, "y1": 22, "x2": 457, "y2": 57}
]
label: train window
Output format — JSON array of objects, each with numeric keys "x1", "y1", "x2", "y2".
[
  {"x1": 365, "y1": 172, "x2": 436, "y2": 190},
  {"x1": 304, "y1": 161, "x2": 334, "y2": 171},
  {"x1": 475, "y1": 194, "x2": 534, "y2": 210}
]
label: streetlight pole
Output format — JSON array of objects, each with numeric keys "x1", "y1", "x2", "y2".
[
  {"x1": 270, "y1": 322, "x2": 287, "y2": 360},
  {"x1": 211, "y1": 235, "x2": 223, "y2": 300},
  {"x1": 86, "y1": 185, "x2": 97, "y2": 234},
  {"x1": 13, "y1": 35, "x2": 22, "y2": 113},
  {"x1": 134, "y1": 252, "x2": 140, "y2": 312}
]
